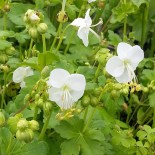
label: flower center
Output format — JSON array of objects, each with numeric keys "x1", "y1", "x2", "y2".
[{"x1": 61, "y1": 86, "x2": 73, "y2": 109}]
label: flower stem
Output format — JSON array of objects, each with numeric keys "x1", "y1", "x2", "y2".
[
  {"x1": 82, "y1": 108, "x2": 96, "y2": 132},
  {"x1": 94, "y1": 62, "x2": 103, "y2": 82},
  {"x1": 39, "y1": 110, "x2": 52, "y2": 140},
  {"x1": 33, "y1": 106, "x2": 38, "y2": 120},
  {"x1": 1, "y1": 72, "x2": 7, "y2": 109},
  {"x1": 140, "y1": 4, "x2": 148, "y2": 47},
  {"x1": 50, "y1": 23, "x2": 62, "y2": 52},
  {"x1": 55, "y1": 25, "x2": 70, "y2": 52},
  {"x1": 6, "y1": 135, "x2": 13, "y2": 155},
  {"x1": 83, "y1": 106, "x2": 89, "y2": 122},
  {"x1": 28, "y1": 38, "x2": 33, "y2": 58},
  {"x1": 150, "y1": 25, "x2": 155, "y2": 57},
  {"x1": 42, "y1": 34, "x2": 46, "y2": 53},
  {"x1": 123, "y1": 16, "x2": 127, "y2": 42},
  {"x1": 153, "y1": 108, "x2": 155, "y2": 128},
  {"x1": 3, "y1": 13, "x2": 7, "y2": 30}
]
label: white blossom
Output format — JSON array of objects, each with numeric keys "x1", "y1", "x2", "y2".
[
  {"x1": 106, "y1": 42, "x2": 144, "y2": 83},
  {"x1": 71, "y1": 9, "x2": 101, "y2": 47},
  {"x1": 48, "y1": 68, "x2": 86, "y2": 110},
  {"x1": 88, "y1": 0, "x2": 96, "y2": 3},
  {"x1": 13, "y1": 67, "x2": 34, "y2": 88}
]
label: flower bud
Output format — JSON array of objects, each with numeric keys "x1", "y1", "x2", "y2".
[
  {"x1": 28, "y1": 27, "x2": 39, "y2": 39},
  {"x1": 57, "y1": 10, "x2": 68, "y2": 23},
  {"x1": 111, "y1": 90, "x2": 120, "y2": 98},
  {"x1": 24, "y1": 94, "x2": 31, "y2": 102},
  {"x1": 0, "y1": 54, "x2": 8, "y2": 64},
  {"x1": 17, "y1": 119, "x2": 29, "y2": 131},
  {"x1": 41, "y1": 66, "x2": 50, "y2": 78},
  {"x1": 7, "y1": 115, "x2": 21, "y2": 133},
  {"x1": 3, "y1": 3, "x2": 10, "y2": 12},
  {"x1": 81, "y1": 95, "x2": 90, "y2": 107},
  {"x1": 16, "y1": 129, "x2": 34, "y2": 143},
  {"x1": 94, "y1": 87, "x2": 102, "y2": 96},
  {"x1": 90, "y1": 96, "x2": 98, "y2": 107},
  {"x1": 35, "y1": 94, "x2": 40, "y2": 101},
  {"x1": 0, "y1": 65, "x2": 9, "y2": 72},
  {"x1": 142, "y1": 87, "x2": 149, "y2": 93},
  {"x1": 6, "y1": 46, "x2": 16, "y2": 56},
  {"x1": 29, "y1": 120, "x2": 39, "y2": 131},
  {"x1": 36, "y1": 98, "x2": 44, "y2": 107},
  {"x1": 37, "y1": 23, "x2": 48, "y2": 34},
  {"x1": 0, "y1": 111, "x2": 5, "y2": 126}
]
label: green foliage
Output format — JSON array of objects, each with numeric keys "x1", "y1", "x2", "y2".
[{"x1": 55, "y1": 117, "x2": 106, "y2": 155}]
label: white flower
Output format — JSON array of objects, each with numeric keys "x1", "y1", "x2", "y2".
[
  {"x1": 71, "y1": 9, "x2": 101, "y2": 47},
  {"x1": 105, "y1": 42, "x2": 144, "y2": 83},
  {"x1": 88, "y1": 0, "x2": 96, "y2": 3},
  {"x1": 48, "y1": 68, "x2": 86, "y2": 110},
  {"x1": 13, "y1": 67, "x2": 34, "y2": 88}
]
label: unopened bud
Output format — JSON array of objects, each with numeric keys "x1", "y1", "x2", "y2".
[
  {"x1": 3, "y1": 3, "x2": 10, "y2": 12},
  {"x1": 28, "y1": 27, "x2": 39, "y2": 39},
  {"x1": 81, "y1": 95, "x2": 90, "y2": 107},
  {"x1": 57, "y1": 10, "x2": 68, "y2": 23},
  {"x1": 7, "y1": 115, "x2": 21, "y2": 133},
  {"x1": 16, "y1": 129, "x2": 34, "y2": 143},
  {"x1": 41, "y1": 66, "x2": 50, "y2": 78},
  {"x1": 37, "y1": 23, "x2": 48, "y2": 34},
  {"x1": 6, "y1": 46, "x2": 16, "y2": 56},
  {"x1": 0, "y1": 54, "x2": 8, "y2": 64},
  {"x1": 90, "y1": 96, "x2": 98, "y2": 107},
  {"x1": 17, "y1": 119, "x2": 29, "y2": 131},
  {"x1": 29, "y1": 120, "x2": 39, "y2": 131}
]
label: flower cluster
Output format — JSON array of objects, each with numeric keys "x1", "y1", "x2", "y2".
[{"x1": 24, "y1": 9, "x2": 48, "y2": 38}]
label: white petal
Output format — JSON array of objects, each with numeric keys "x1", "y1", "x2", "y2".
[
  {"x1": 48, "y1": 68, "x2": 70, "y2": 88},
  {"x1": 115, "y1": 68, "x2": 133, "y2": 83},
  {"x1": 20, "y1": 81, "x2": 26, "y2": 88},
  {"x1": 48, "y1": 87, "x2": 63, "y2": 102},
  {"x1": 70, "y1": 18, "x2": 85, "y2": 27},
  {"x1": 127, "y1": 45, "x2": 144, "y2": 66},
  {"x1": 117, "y1": 42, "x2": 132, "y2": 60},
  {"x1": 84, "y1": 9, "x2": 92, "y2": 26},
  {"x1": 25, "y1": 67, "x2": 34, "y2": 77},
  {"x1": 13, "y1": 67, "x2": 25, "y2": 83},
  {"x1": 66, "y1": 74, "x2": 86, "y2": 91},
  {"x1": 77, "y1": 26, "x2": 89, "y2": 46},
  {"x1": 71, "y1": 90, "x2": 85, "y2": 102},
  {"x1": 29, "y1": 13, "x2": 40, "y2": 21},
  {"x1": 88, "y1": 0, "x2": 96, "y2": 3},
  {"x1": 105, "y1": 56, "x2": 125, "y2": 77}
]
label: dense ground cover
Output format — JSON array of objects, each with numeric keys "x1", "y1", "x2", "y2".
[{"x1": 0, "y1": 0, "x2": 155, "y2": 154}]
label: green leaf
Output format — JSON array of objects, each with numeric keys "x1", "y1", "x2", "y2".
[
  {"x1": 131, "y1": 0, "x2": 148, "y2": 7},
  {"x1": 140, "y1": 69, "x2": 155, "y2": 85},
  {"x1": 108, "y1": 30, "x2": 122, "y2": 45},
  {"x1": 148, "y1": 92, "x2": 155, "y2": 107},
  {"x1": 0, "y1": 0, "x2": 4, "y2": 9},
  {"x1": 111, "y1": 3, "x2": 136, "y2": 23},
  {"x1": 66, "y1": 4, "x2": 79, "y2": 20},
  {"x1": 0, "y1": 39, "x2": 12, "y2": 50},
  {"x1": 35, "y1": 0, "x2": 44, "y2": 9},
  {"x1": 38, "y1": 52, "x2": 59, "y2": 70},
  {"x1": 15, "y1": 141, "x2": 49, "y2": 155},
  {"x1": 8, "y1": 3, "x2": 33, "y2": 26},
  {"x1": 55, "y1": 117, "x2": 105, "y2": 155},
  {"x1": 0, "y1": 30, "x2": 15, "y2": 38}
]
